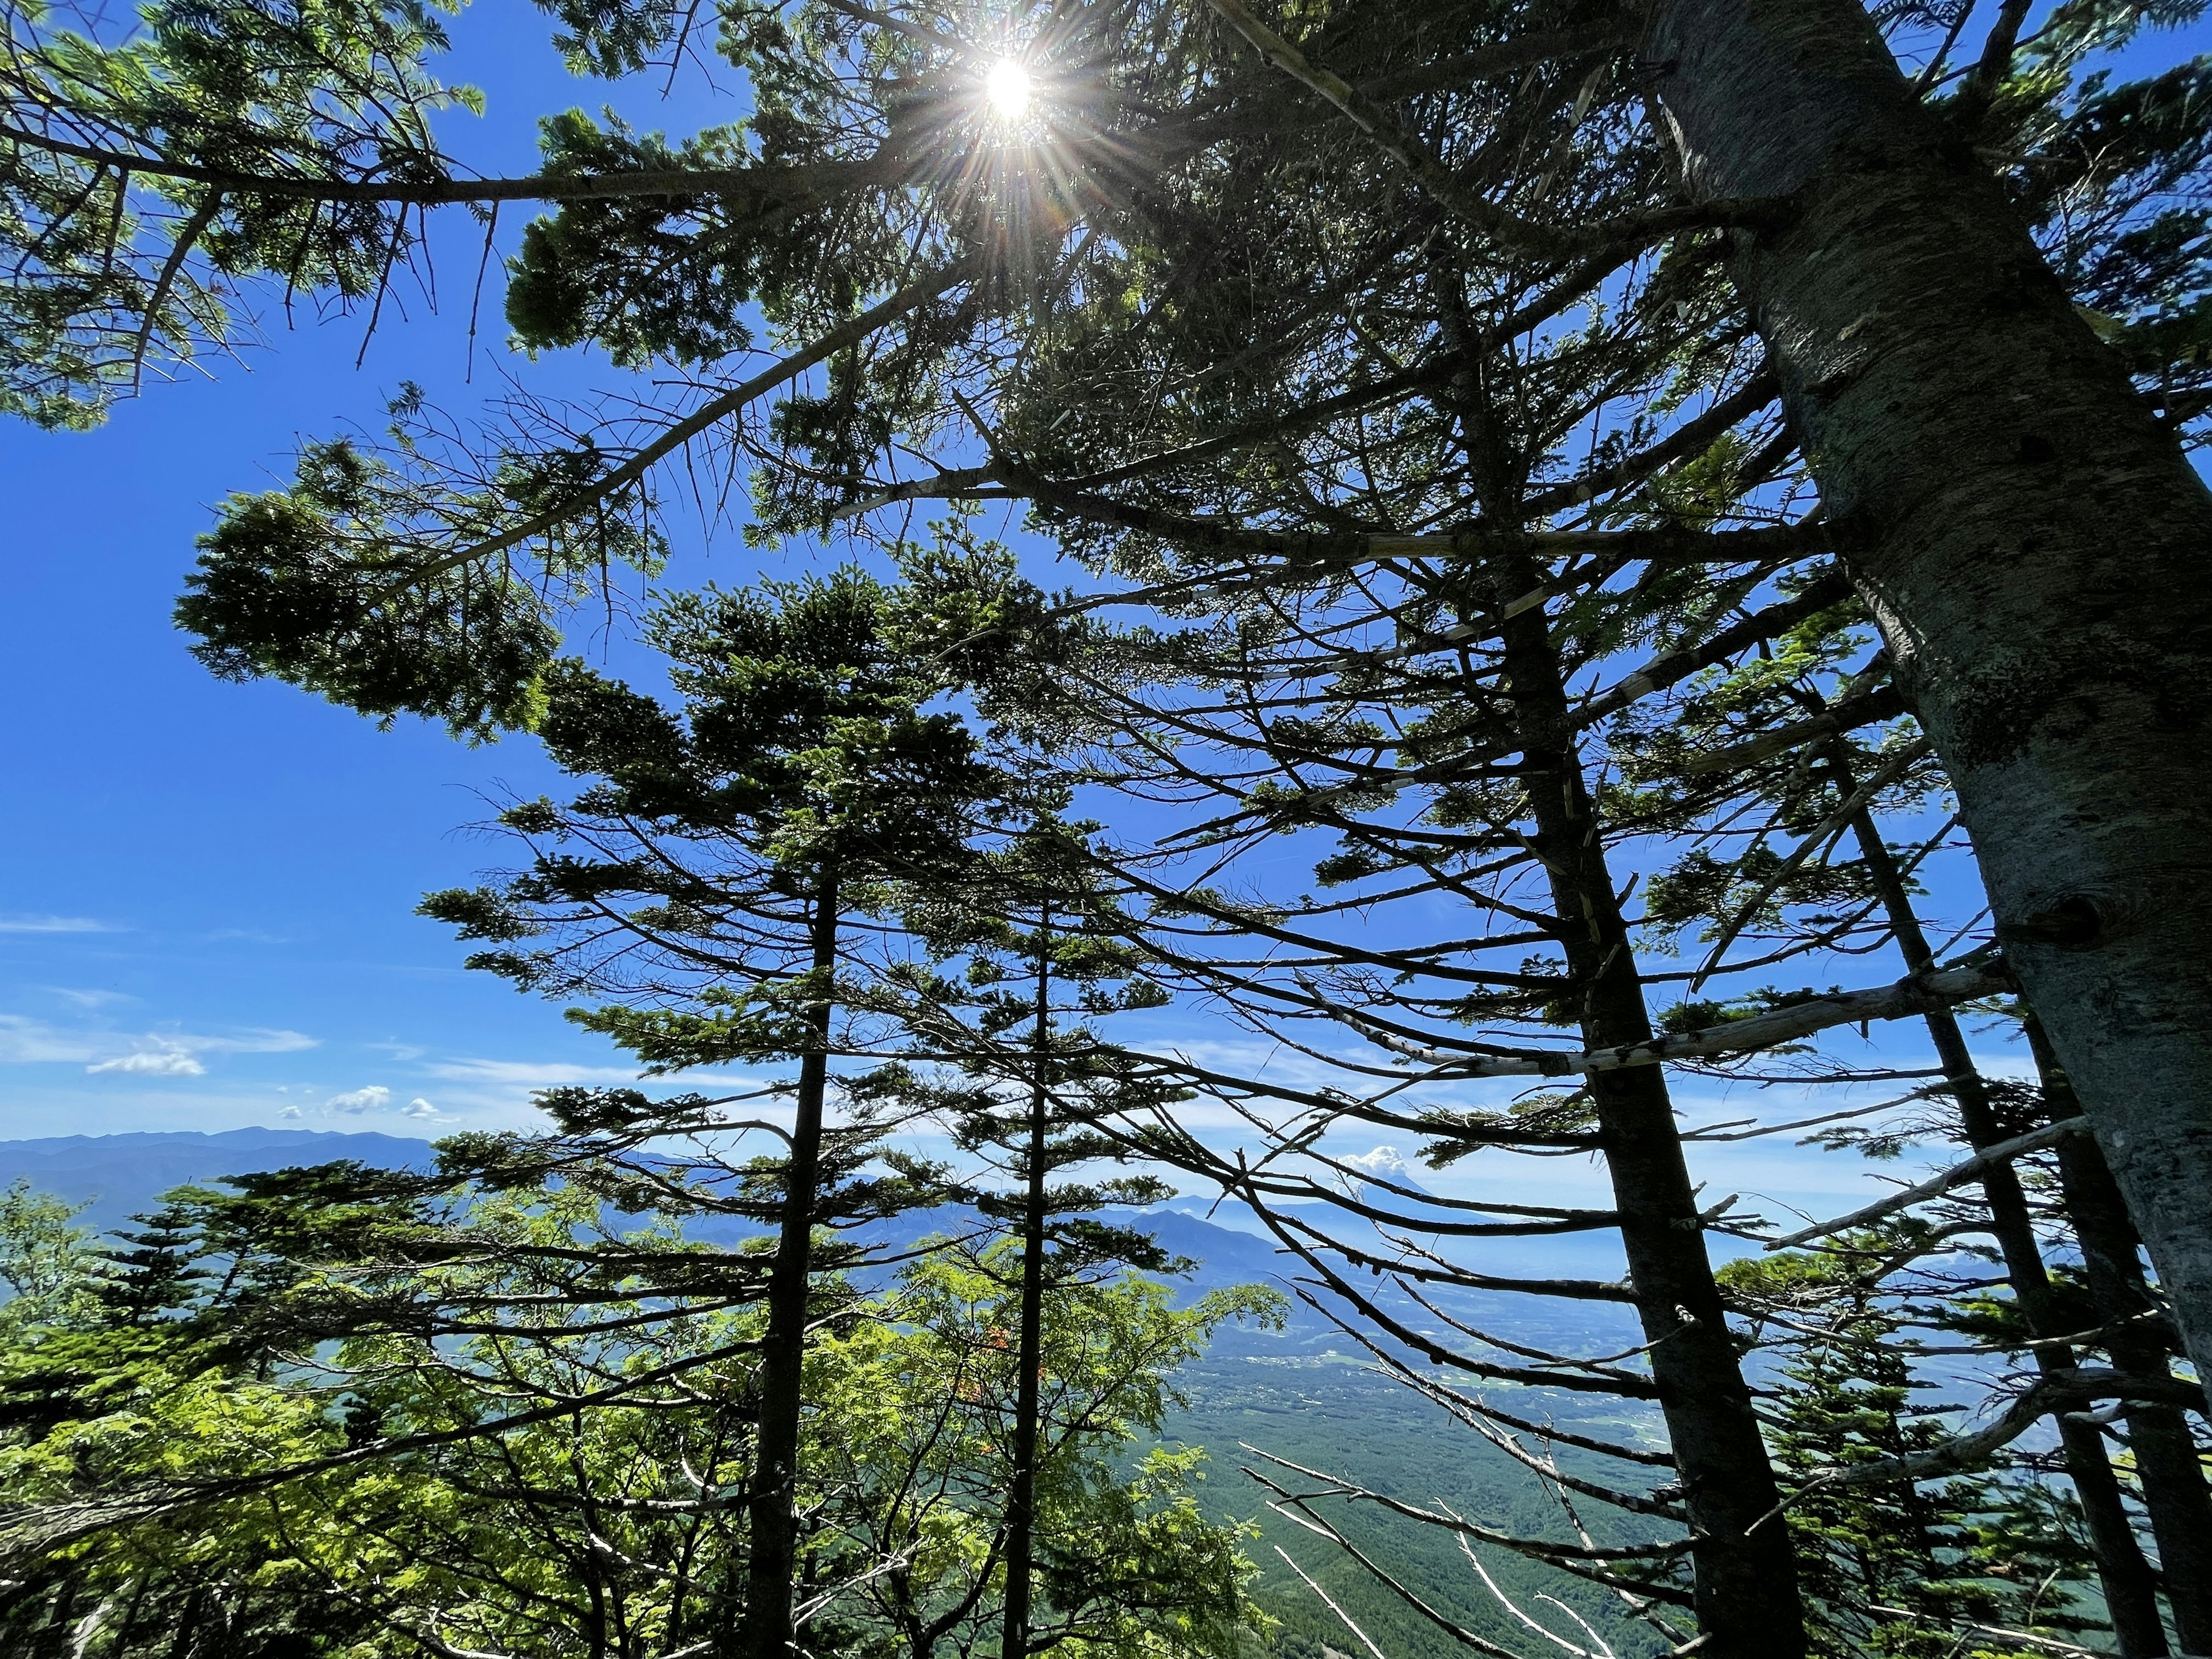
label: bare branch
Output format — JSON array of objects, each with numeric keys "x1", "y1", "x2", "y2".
[
  {"x1": 1688, "y1": 735, "x2": 1934, "y2": 990},
  {"x1": 1331, "y1": 959, "x2": 2017, "y2": 1078},
  {"x1": 1679, "y1": 684, "x2": 1910, "y2": 774},
  {"x1": 1763, "y1": 1118, "x2": 2090, "y2": 1248}
]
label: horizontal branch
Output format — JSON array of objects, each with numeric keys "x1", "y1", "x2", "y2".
[
  {"x1": 1242, "y1": 1199, "x2": 1662, "y2": 1397},
  {"x1": 1763, "y1": 1117, "x2": 2090, "y2": 1248},
  {"x1": 387, "y1": 259, "x2": 973, "y2": 585},
  {"x1": 1764, "y1": 1367, "x2": 2208, "y2": 1498},
  {"x1": 1688, "y1": 734, "x2": 1935, "y2": 989},
  {"x1": 1005, "y1": 456, "x2": 1820, "y2": 573},
  {"x1": 1269, "y1": 1207, "x2": 1635, "y2": 1299},
  {"x1": 1573, "y1": 566, "x2": 1853, "y2": 730},
  {"x1": 1679, "y1": 683, "x2": 1911, "y2": 774},
  {"x1": 1339, "y1": 959, "x2": 2017, "y2": 1078},
  {"x1": 1522, "y1": 369, "x2": 1779, "y2": 518},
  {"x1": 0, "y1": 121, "x2": 889, "y2": 207}
]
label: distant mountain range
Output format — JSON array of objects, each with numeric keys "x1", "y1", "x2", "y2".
[
  {"x1": 0, "y1": 1127, "x2": 440, "y2": 1233},
  {"x1": 0, "y1": 1128, "x2": 1639, "y2": 1359}
]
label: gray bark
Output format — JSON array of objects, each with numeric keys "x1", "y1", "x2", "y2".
[
  {"x1": 2028, "y1": 1012, "x2": 2212, "y2": 1656},
  {"x1": 1645, "y1": 0, "x2": 2212, "y2": 1376}
]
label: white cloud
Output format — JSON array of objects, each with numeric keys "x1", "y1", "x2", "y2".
[
  {"x1": 86, "y1": 1049, "x2": 205, "y2": 1077},
  {"x1": 427, "y1": 1058, "x2": 648, "y2": 1088},
  {"x1": 400, "y1": 1097, "x2": 444, "y2": 1120},
  {"x1": 1343, "y1": 1145, "x2": 1408, "y2": 1176},
  {"x1": 278, "y1": 1103, "x2": 302, "y2": 1119},
  {"x1": 0, "y1": 914, "x2": 120, "y2": 934},
  {"x1": 0, "y1": 1016, "x2": 317, "y2": 1071},
  {"x1": 194, "y1": 1029, "x2": 318, "y2": 1056},
  {"x1": 326, "y1": 1085, "x2": 392, "y2": 1113}
]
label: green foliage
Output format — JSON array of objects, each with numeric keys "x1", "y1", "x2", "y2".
[
  {"x1": 175, "y1": 382, "x2": 675, "y2": 737},
  {"x1": 1721, "y1": 1244, "x2": 2105, "y2": 1659},
  {"x1": 414, "y1": 565, "x2": 1024, "y2": 1062},
  {"x1": 0, "y1": 0, "x2": 472, "y2": 426},
  {"x1": 814, "y1": 1244, "x2": 1278, "y2": 1657},
  {"x1": 177, "y1": 437, "x2": 567, "y2": 740},
  {"x1": 0, "y1": 1171, "x2": 1273, "y2": 1659},
  {"x1": 507, "y1": 112, "x2": 760, "y2": 365},
  {"x1": 0, "y1": 1179, "x2": 102, "y2": 1334}
]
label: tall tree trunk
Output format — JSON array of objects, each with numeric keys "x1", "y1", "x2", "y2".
[
  {"x1": 1838, "y1": 775, "x2": 2168, "y2": 1654},
  {"x1": 1500, "y1": 575, "x2": 1804, "y2": 1659},
  {"x1": 1645, "y1": 0, "x2": 2212, "y2": 1377},
  {"x1": 1000, "y1": 914, "x2": 1052, "y2": 1659},
  {"x1": 741, "y1": 864, "x2": 840, "y2": 1659},
  {"x1": 2026, "y1": 1011, "x2": 2212, "y2": 1656}
]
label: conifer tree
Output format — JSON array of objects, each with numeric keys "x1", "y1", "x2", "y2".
[
  {"x1": 1619, "y1": 569, "x2": 2212, "y2": 1654},
  {"x1": 884, "y1": 817, "x2": 1200, "y2": 1659},
  {"x1": 419, "y1": 565, "x2": 1024, "y2": 1659},
  {"x1": 1724, "y1": 1237, "x2": 2107, "y2": 1659}
]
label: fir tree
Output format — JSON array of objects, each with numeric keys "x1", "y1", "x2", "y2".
[{"x1": 418, "y1": 565, "x2": 1060, "y2": 1659}]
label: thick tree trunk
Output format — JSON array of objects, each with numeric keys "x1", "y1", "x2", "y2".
[
  {"x1": 999, "y1": 919, "x2": 1052, "y2": 1659},
  {"x1": 2027, "y1": 1012, "x2": 2212, "y2": 1657},
  {"x1": 1501, "y1": 579, "x2": 1805, "y2": 1659},
  {"x1": 1645, "y1": 0, "x2": 2212, "y2": 1376},
  {"x1": 1842, "y1": 787, "x2": 2168, "y2": 1653},
  {"x1": 741, "y1": 867, "x2": 840, "y2": 1659}
]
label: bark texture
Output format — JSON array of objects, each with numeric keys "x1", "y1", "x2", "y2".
[
  {"x1": 1645, "y1": 0, "x2": 2212, "y2": 1374},
  {"x1": 741, "y1": 871, "x2": 840, "y2": 1659},
  {"x1": 1502, "y1": 581, "x2": 1805, "y2": 1659},
  {"x1": 2029, "y1": 1013, "x2": 2212, "y2": 1657}
]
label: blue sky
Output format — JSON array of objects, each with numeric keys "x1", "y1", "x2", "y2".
[
  {"x1": 0, "y1": 4, "x2": 2196, "y2": 1237},
  {"x1": 0, "y1": 3, "x2": 745, "y2": 1139}
]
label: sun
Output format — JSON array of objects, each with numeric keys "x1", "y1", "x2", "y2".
[{"x1": 983, "y1": 59, "x2": 1031, "y2": 119}]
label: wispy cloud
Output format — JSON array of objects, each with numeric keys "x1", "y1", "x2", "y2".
[
  {"x1": 44, "y1": 987, "x2": 135, "y2": 1009},
  {"x1": 0, "y1": 914, "x2": 120, "y2": 934},
  {"x1": 0, "y1": 1016, "x2": 102, "y2": 1065},
  {"x1": 0, "y1": 1014, "x2": 317, "y2": 1074},
  {"x1": 426, "y1": 1058, "x2": 649, "y2": 1088},
  {"x1": 86, "y1": 1049, "x2": 205, "y2": 1077},
  {"x1": 196, "y1": 1029, "x2": 318, "y2": 1056}
]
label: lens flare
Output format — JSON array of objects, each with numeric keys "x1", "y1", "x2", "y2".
[{"x1": 984, "y1": 59, "x2": 1031, "y2": 118}]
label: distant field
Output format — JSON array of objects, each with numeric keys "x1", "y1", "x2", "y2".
[{"x1": 1163, "y1": 1354, "x2": 1674, "y2": 1659}]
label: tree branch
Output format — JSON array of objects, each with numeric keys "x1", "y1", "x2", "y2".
[
  {"x1": 1198, "y1": 0, "x2": 1769, "y2": 260},
  {"x1": 1330, "y1": 958, "x2": 2016, "y2": 1078},
  {"x1": 1763, "y1": 1117, "x2": 2090, "y2": 1248},
  {"x1": 1678, "y1": 683, "x2": 1910, "y2": 774}
]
